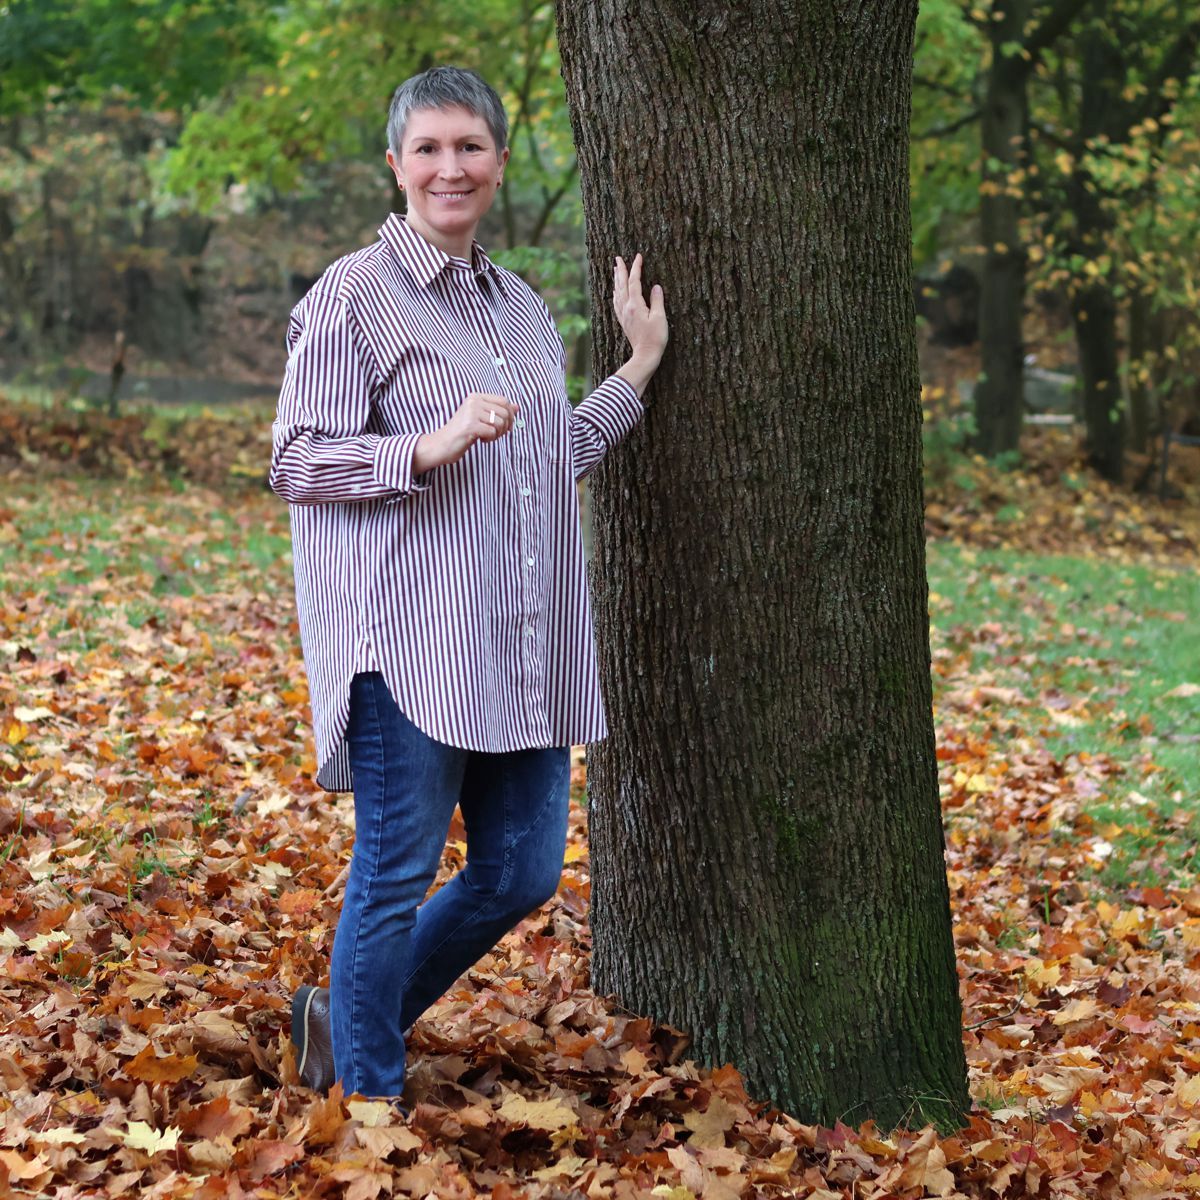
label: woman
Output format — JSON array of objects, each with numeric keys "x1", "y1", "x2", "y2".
[{"x1": 270, "y1": 65, "x2": 668, "y2": 1099}]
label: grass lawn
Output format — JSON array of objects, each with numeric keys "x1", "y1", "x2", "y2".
[{"x1": 927, "y1": 543, "x2": 1199, "y2": 890}]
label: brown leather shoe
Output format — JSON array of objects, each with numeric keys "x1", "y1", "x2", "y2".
[{"x1": 291, "y1": 985, "x2": 334, "y2": 1092}]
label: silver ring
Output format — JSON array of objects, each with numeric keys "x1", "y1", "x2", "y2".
[{"x1": 488, "y1": 409, "x2": 496, "y2": 426}]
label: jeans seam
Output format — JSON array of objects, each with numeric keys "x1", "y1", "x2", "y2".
[
  {"x1": 400, "y1": 753, "x2": 563, "y2": 990},
  {"x1": 346, "y1": 674, "x2": 386, "y2": 1092}
]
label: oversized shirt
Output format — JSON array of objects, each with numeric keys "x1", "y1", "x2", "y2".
[{"x1": 270, "y1": 214, "x2": 643, "y2": 791}]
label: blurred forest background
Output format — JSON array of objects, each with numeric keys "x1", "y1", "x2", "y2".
[{"x1": 1, "y1": 0, "x2": 1199, "y2": 495}]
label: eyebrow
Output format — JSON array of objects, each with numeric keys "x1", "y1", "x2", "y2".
[{"x1": 409, "y1": 132, "x2": 490, "y2": 144}]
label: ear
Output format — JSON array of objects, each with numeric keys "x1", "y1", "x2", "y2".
[
  {"x1": 497, "y1": 145, "x2": 510, "y2": 185},
  {"x1": 386, "y1": 148, "x2": 403, "y2": 187}
]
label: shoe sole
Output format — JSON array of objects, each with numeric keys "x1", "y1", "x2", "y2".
[{"x1": 292, "y1": 985, "x2": 318, "y2": 1085}]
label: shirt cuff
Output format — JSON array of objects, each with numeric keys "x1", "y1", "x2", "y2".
[
  {"x1": 579, "y1": 374, "x2": 645, "y2": 444},
  {"x1": 373, "y1": 432, "x2": 432, "y2": 496}
]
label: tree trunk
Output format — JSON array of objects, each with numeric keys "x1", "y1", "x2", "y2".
[
  {"x1": 1127, "y1": 290, "x2": 1156, "y2": 455},
  {"x1": 557, "y1": 0, "x2": 969, "y2": 1130},
  {"x1": 1068, "y1": 22, "x2": 1126, "y2": 482},
  {"x1": 1071, "y1": 282, "x2": 1125, "y2": 480},
  {"x1": 974, "y1": 0, "x2": 1031, "y2": 458}
]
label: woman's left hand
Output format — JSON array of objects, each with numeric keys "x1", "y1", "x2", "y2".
[{"x1": 614, "y1": 253, "x2": 668, "y2": 370}]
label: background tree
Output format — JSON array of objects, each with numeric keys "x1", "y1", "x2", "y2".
[
  {"x1": 557, "y1": 0, "x2": 970, "y2": 1128},
  {"x1": 971, "y1": 0, "x2": 1096, "y2": 459},
  {"x1": 0, "y1": 0, "x2": 591, "y2": 378},
  {"x1": 1026, "y1": 2, "x2": 1200, "y2": 480}
]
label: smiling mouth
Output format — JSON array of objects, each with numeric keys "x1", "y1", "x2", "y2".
[{"x1": 432, "y1": 191, "x2": 473, "y2": 199}]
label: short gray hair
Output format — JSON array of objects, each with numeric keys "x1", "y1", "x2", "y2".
[{"x1": 387, "y1": 67, "x2": 508, "y2": 158}]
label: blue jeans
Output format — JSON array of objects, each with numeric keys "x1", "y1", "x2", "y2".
[{"x1": 330, "y1": 671, "x2": 570, "y2": 1097}]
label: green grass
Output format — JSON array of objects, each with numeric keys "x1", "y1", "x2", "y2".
[
  {"x1": 0, "y1": 477, "x2": 291, "y2": 598},
  {"x1": 927, "y1": 542, "x2": 1199, "y2": 889},
  {"x1": 1, "y1": 378, "x2": 270, "y2": 424}
]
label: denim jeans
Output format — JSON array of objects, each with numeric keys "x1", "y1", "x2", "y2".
[{"x1": 330, "y1": 671, "x2": 570, "y2": 1097}]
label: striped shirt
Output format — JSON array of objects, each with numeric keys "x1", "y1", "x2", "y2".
[{"x1": 270, "y1": 214, "x2": 643, "y2": 791}]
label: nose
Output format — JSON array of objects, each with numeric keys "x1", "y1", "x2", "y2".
[{"x1": 439, "y1": 153, "x2": 466, "y2": 179}]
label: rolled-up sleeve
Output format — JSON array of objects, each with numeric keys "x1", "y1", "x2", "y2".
[
  {"x1": 546, "y1": 322, "x2": 644, "y2": 480},
  {"x1": 270, "y1": 287, "x2": 429, "y2": 505},
  {"x1": 569, "y1": 374, "x2": 644, "y2": 480}
]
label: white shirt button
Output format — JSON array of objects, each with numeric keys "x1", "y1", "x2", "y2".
[
  {"x1": 520, "y1": 486, "x2": 531, "y2": 497},
  {"x1": 515, "y1": 417, "x2": 525, "y2": 428},
  {"x1": 526, "y1": 556, "x2": 535, "y2": 566},
  {"x1": 524, "y1": 626, "x2": 534, "y2": 637},
  {"x1": 495, "y1": 355, "x2": 506, "y2": 368}
]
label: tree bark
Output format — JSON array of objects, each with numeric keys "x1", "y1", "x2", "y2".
[
  {"x1": 974, "y1": 0, "x2": 1031, "y2": 458},
  {"x1": 557, "y1": 0, "x2": 969, "y2": 1129}
]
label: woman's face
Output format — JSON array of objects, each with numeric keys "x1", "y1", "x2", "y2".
[{"x1": 386, "y1": 105, "x2": 508, "y2": 259}]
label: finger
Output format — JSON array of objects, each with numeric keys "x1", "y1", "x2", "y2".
[
  {"x1": 614, "y1": 255, "x2": 629, "y2": 301},
  {"x1": 650, "y1": 282, "x2": 665, "y2": 315},
  {"x1": 629, "y1": 252, "x2": 643, "y2": 297}
]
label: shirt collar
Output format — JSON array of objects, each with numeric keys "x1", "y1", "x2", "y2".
[{"x1": 379, "y1": 212, "x2": 507, "y2": 295}]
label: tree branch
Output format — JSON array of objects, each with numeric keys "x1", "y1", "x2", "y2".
[
  {"x1": 913, "y1": 73, "x2": 972, "y2": 102},
  {"x1": 914, "y1": 107, "x2": 982, "y2": 140}
]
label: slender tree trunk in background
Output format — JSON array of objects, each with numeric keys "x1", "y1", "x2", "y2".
[
  {"x1": 1071, "y1": 281, "x2": 1124, "y2": 480},
  {"x1": 557, "y1": 0, "x2": 969, "y2": 1129},
  {"x1": 974, "y1": 0, "x2": 1030, "y2": 458},
  {"x1": 1127, "y1": 291, "x2": 1155, "y2": 455},
  {"x1": 1069, "y1": 24, "x2": 1126, "y2": 483}
]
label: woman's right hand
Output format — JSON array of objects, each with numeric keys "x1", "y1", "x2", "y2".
[{"x1": 414, "y1": 392, "x2": 518, "y2": 472}]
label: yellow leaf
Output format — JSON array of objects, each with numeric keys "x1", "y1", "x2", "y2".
[
  {"x1": 1110, "y1": 908, "x2": 1148, "y2": 940},
  {"x1": 1177, "y1": 1076, "x2": 1200, "y2": 1108},
  {"x1": 109, "y1": 1121, "x2": 181, "y2": 1155},
  {"x1": 125, "y1": 970, "x2": 169, "y2": 1001},
  {"x1": 347, "y1": 1099, "x2": 395, "y2": 1128},
  {"x1": 1024, "y1": 959, "x2": 1061, "y2": 987},
  {"x1": 563, "y1": 842, "x2": 587, "y2": 864},
  {"x1": 1052, "y1": 998, "x2": 1101, "y2": 1026},
  {"x1": 30, "y1": 1128, "x2": 85, "y2": 1146},
  {"x1": 497, "y1": 1093, "x2": 578, "y2": 1131}
]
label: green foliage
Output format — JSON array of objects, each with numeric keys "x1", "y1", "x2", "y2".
[
  {"x1": 910, "y1": 0, "x2": 985, "y2": 268},
  {"x1": 161, "y1": 0, "x2": 580, "y2": 248},
  {"x1": 0, "y1": 0, "x2": 589, "y2": 369},
  {"x1": 0, "y1": 0, "x2": 277, "y2": 115},
  {"x1": 922, "y1": 395, "x2": 978, "y2": 491}
]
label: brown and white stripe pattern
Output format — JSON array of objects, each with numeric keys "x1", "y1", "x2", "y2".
[{"x1": 270, "y1": 215, "x2": 643, "y2": 791}]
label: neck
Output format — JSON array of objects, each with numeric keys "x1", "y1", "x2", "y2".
[{"x1": 405, "y1": 214, "x2": 474, "y2": 262}]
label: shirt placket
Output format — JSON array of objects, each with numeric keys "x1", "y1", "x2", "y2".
[{"x1": 462, "y1": 270, "x2": 547, "y2": 732}]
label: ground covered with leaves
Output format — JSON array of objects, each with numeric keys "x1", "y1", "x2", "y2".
[{"x1": 1, "y1": 397, "x2": 1199, "y2": 1198}]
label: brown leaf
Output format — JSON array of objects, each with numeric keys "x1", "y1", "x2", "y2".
[
  {"x1": 178, "y1": 1095, "x2": 255, "y2": 1142},
  {"x1": 683, "y1": 1095, "x2": 739, "y2": 1149},
  {"x1": 238, "y1": 1138, "x2": 304, "y2": 1181},
  {"x1": 124, "y1": 1044, "x2": 199, "y2": 1083}
]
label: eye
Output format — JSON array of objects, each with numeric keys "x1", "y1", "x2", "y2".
[
  {"x1": 463, "y1": 143, "x2": 485, "y2": 152},
  {"x1": 413, "y1": 144, "x2": 436, "y2": 154}
]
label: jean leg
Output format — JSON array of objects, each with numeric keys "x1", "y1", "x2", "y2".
[
  {"x1": 330, "y1": 672, "x2": 465, "y2": 1096},
  {"x1": 399, "y1": 745, "x2": 570, "y2": 1030}
]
